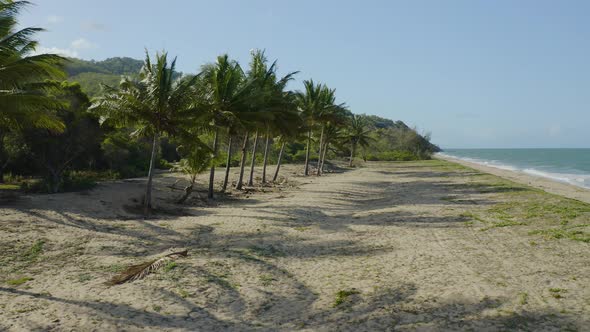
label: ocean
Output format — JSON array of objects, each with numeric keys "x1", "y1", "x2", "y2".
[{"x1": 437, "y1": 149, "x2": 590, "y2": 189}]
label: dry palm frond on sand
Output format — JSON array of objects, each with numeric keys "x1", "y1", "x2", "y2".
[{"x1": 105, "y1": 250, "x2": 188, "y2": 286}]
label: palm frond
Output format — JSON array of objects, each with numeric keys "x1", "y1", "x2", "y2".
[{"x1": 105, "y1": 250, "x2": 188, "y2": 286}]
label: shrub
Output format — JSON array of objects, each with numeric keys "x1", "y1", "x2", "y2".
[
  {"x1": 19, "y1": 170, "x2": 119, "y2": 193},
  {"x1": 157, "y1": 159, "x2": 174, "y2": 170},
  {"x1": 366, "y1": 150, "x2": 426, "y2": 161}
]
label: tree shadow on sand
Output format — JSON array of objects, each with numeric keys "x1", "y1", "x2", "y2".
[{"x1": 1, "y1": 281, "x2": 584, "y2": 331}]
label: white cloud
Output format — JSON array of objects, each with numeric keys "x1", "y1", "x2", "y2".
[
  {"x1": 46, "y1": 15, "x2": 63, "y2": 24},
  {"x1": 32, "y1": 46, "x2": 78, "y2": 58},
  {"x1": 71, "y1": 38, "x2": 98, "y2": 50},
  {"x1": 82, "y1": 21, "x2": 108, "y2": 31},
  {"x1": 30, "y1": 38, "x2": 98, "y2": 59}
]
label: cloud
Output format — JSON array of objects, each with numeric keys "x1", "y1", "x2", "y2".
[
  {"x1": 82, "y1": 21, "x2": 108, "y2": 31},
  {"x1": 46, "y1": 15, "x2": 63, "y2": 24},
  {"x1": 30, "y1": 38, "x2": 98, "y2": 59},
  {"x1": 71, "y1": 38, "x2": 98, "y2": 50},
  {"x1": 32, "y1": 46, "x2": 78, "y2": 58}
]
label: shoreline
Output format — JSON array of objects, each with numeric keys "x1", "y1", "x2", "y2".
[{"x1": 436, "y1": 154, "x2": 590, "y2": 204}]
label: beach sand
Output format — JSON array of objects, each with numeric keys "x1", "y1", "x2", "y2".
[{"x1": 1, "y1": 160, "x2": 589, "y2": 331}]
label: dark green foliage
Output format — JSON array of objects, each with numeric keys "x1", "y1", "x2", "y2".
[
  {"x1": 19, "y1": 82, "x2": 102, "y2": 192},
  {"x1": 101, "y1": 131, "x2": 152, "y2": 178}
]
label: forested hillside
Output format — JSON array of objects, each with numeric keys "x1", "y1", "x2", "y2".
[{"x1": 64, "y1": 57, "x2": 144, "y2": 96}]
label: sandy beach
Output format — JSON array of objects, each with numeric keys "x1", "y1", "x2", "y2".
[{"x1": 1, "y1": 160, "x2": 589, "y2": 331}]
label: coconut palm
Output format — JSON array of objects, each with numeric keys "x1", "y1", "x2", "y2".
[
  {"x1": 0, "y1": 0, "x2": 66, "y2": 182},
  {"x1": 200, "y1": 55, "x2": 254, "y2": 196},
  {"x1": 272, "y1": 92, "x2": 304, "y2": 182},
  {"x1": 296, "y1": 80, "x2": 323, "y2": 176},
  {"x1": 260, "y1": 76, "x2": 299, "y2": 184},
  {"x1": 317, "y1": 110, "x2": 349, "y2": 175},
  {"x1": 315, "y1": 96, "x2": 348, "y2": 176},
  {"x1": 92, "y1": 50, "x2": 201, "y2": 216},
  {"x1": 345, "y1": 114, "x2": 373, "y2": 167},
  {"x1": 244, "y1": 49, "x2": 299, "y2": 185}
]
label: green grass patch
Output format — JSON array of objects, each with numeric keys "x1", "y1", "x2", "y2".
[
  {"x1": 0, "y1": 184, "x2": 20, "y2": 190},
  {"x1": 163, "y1": 261, "x2": 178, "y2": 272},
  {"x1": 333, "y1": 289, "x2": 360, "y2": 307},
  {"x1": 77, "y1": 273, "x2": 93, "y2": 282},
  {"x1": 7, "y1": 277, "x2": 33, "y2": 286},
  {"x1": 259, "y1": 274, "x2": 276, "y2": 286},
  {"x1": 518, "y1": 292, "x2": 528, "y2": 305},
  {"x1": 23, "y1": 240, "x2": 44, "y2": 261},
  {"x1": 549, "y1": 288, "x2": 567, "y2": 299},
  {"x1": 529, "y1": 226, "x2": 590, "y2": 243}
]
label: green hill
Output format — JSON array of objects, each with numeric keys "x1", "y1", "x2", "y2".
[{"x1": 64, "y1": 57, "x2": 143, "y2": 96}]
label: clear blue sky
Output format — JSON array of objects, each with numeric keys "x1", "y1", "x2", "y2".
[{"x1": 22, "y1": 1, "x2": 590, "y2": 148}]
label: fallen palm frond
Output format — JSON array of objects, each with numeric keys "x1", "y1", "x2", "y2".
[{"x1": 105, "y1": 250, "x2": 188, "y2": 286}]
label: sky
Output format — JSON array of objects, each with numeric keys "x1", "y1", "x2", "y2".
[{"x1": 21, "y1": 0, "x2": 590, "y2": 148}]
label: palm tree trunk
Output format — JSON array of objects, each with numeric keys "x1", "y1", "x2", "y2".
[
  {"x1": 316, "y1": 126, "x2": 324, "y2": 176},
  {"x1": 273, "y1": 141, "x2": 286, "y2": 182},
  {"x1": 235, "y1": 132, "x2": 249, "y2": 190},
  {"x1": 222, "y1": 135, "x2": 233, "y2": 192},
  {"x1": 207, "y1": 127, "x2": 219, "y2": 199},
  {"x1": 144, "y1": 133, "x2": 159, "y2": 216},
  {"x1": 247, "y1": 130, "x2": 259, "y2": 186},
  {"x1": 304, "y1": 129, "x2": 312, "y2": 176},
  {"x1": 320, "y1": 141, "x2": 329, "y2": 174},
  {"x1": 349, "y1": 141, "x2": 356, "y2": 167},
  {"x1": 261, "y1": 131, "x2": 271, "y2": 184}
]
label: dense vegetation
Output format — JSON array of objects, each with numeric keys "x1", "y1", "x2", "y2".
[{"x1": 0, "y1": 1, "x2": 439, "y2": 214}]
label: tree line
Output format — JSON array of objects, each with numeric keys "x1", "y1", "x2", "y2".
[{"x1": 0, "y1": 1, "x2": 438, "y2": 215}]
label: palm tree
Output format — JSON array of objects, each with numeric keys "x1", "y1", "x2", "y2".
[
  {"x1": 345, "y1": 114, "x2": 372, "y2": 167},
  {"x1": 261, "y1": 77, "x2": 298, "y2": 184},
  {"x1": 318, "y1": 120, "x2": 345, "y2": 174},
  {"x1": 296, "y1": 80, "x2": 323, "y2": 176},
  {"x1": 244, "y1": 49, "x2": 299, "y2": 186},
  {"x1": 315, "y1": 93, "x2": 347, "y2": 176},
  {"x1": 272, "y1": 93, "x2": 304, "y2": 182},
  {"x1": 0, "y1": 0, "x2": 66, "y2": 181},
  {"x1": 92, "y1": 50, "x2": 201, "y2": 216},
  {"x1": 200, "y1": 55, "x2": 253, "y2": 196}
]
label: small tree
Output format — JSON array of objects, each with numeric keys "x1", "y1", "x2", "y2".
[
  {"x1": 174, "y1": 142, "x2": 212, "y2": 204},
  {"x1": 345, "y1": 114, "x2": 372, "y2": 167}
]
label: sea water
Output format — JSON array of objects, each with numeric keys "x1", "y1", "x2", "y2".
[{"x1": 437, "y1": 149, "x2": 590, "y2": 189}]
